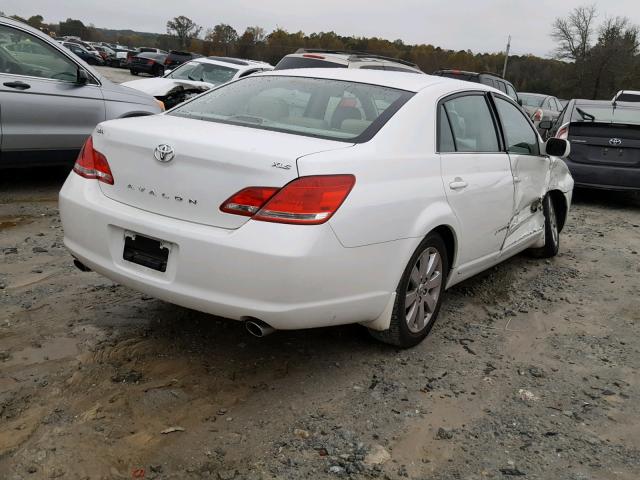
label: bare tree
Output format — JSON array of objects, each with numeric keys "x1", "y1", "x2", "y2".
[
  {"x1": 551, "y1": 5, "x2": 597, "y2": 61},
  {"x1": 166, "y1": 16, "x2": 202, "y2": 49}
]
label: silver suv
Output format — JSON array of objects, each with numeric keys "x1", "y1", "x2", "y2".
[
  {"x1": 0, "y1": 16, "x2": 162, "y2": 167},
  {"x1": 275, "y1": 49, "x2": 424, "y2": 74}
]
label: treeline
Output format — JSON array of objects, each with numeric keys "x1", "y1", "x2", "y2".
[{"x1": 5, "y1": 6, "x2": 639, "y2": 100}]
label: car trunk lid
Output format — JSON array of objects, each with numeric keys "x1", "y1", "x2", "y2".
[
  {"x1": 568, "y1": 121, "x2": 640, "y2": 168},
  {"x1": 94, "y1": 115, "x2": 353, "y2": 229}
]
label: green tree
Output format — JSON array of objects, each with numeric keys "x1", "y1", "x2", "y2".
[
  {"x1": 59, "y1": 18, "x2": 87, "y2": 38},
  {"x1": 205, "y1": 24, "x2": 238, "y2": 56},
  {"x1": 166, "y1": 16, "x2": 202, "y2": 49}
]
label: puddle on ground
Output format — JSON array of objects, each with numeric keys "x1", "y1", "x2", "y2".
[
  {"x1": 3, "y1": 337, "x2": 79, "y2": 367},
  {"x1": 0, "y1": 215, "x2": 32, "y2": 230}
]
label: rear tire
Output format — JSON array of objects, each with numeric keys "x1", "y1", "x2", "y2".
[
  {"x1": 130, "y1": 70, "x2": 138, "y2": 76},
  {"x1": 369, "y1": 233, "x2": 448, "y2": 348},
  {"x1": 153, "y1": 66, "x2": 164, "y2": 77},
  {"x1": 529, "y1": 194, "x2": 560, "y2": 258}
]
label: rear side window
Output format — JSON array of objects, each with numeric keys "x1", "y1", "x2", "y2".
[
  {"x1": 441, "y1": 95, "x2": 500, "y2": 152},
  {"x1": 275, "y1": 56, "x2": 347, "y2": 70},
  {"x1": 170, "y1": 76, "x2": 413, "y2": 142},
  {"x1": 438, "y1": 105, "x2": 456, "y2": 152},
  {"x1": 494, "y1": 97, "x2": 540, "y2": 155}
]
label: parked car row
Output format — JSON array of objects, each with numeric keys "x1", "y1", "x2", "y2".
[{"x1": 0, "y1": 17, "x2": 163, "y2": 167}]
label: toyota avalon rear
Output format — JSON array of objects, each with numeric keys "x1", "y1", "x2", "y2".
[{"x1": 59, "y1": 73, "x2": 417, "y2": 339}]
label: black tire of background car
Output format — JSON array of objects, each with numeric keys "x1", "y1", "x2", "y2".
[
  {"x1": 153, "y1": 66, "x2": 164, "y2": 77},
  {"x1": 130, "y1": 70, "x2": 138, "y2": 75},
  {"x1": 368, "y1": 232, "x2": 448, "y2": 348},
  {"x1": 528, "y1": 194, "x2": 560, "y2": 258}
]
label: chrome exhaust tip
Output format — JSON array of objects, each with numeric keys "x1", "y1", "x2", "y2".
[{"x1": 245, "y1": 319, "x2": 275, "y2": 338}]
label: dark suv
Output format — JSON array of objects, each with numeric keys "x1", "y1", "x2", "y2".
[
  {"x1": 165, "y1": 50, "x2": 203, "y2": 69},
  {"x1": 432, "y1": 70, "x2": 519, "y2": 103}
]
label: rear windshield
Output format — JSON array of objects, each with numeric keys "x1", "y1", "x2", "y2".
[
  {"x1": 616, "y1": 93, "x2": 640, "y2": 102},
  {"x1": 138, "y1": 52, "x2": 165, "y2": 60},
  {"x1": 275, "y1": 56, "x2": 347, "y2": 70},
  {"x1": 571, "y1": 105, "x2": 640, "y2": 126},
  {"x1": 167, "y1": 61, "x2": 238, "y2": 85},
  {"x1": 519, "y1": 93, "x2": 545, "y2": 107},
  {"x1": 169, "y1": 76, "x2": 413, "y2": 142}
]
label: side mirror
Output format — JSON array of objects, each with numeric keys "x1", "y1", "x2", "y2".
[
  {"x1": 77, "y1": 69, "x2": 89, "y2": 85},
  {"x1": 517, "y1": 98, "x2": 523, "y2": 106},
  {"x1": 164, "y1": 69, "x2": 172, "y2": 76},
  {"x1": 544, "y1": 137, "x2": 570, "y2": 158},
  {"x1": 538, "y1": 119, "x2": 553, "y2": 130}
]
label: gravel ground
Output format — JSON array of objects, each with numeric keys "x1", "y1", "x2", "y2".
[
  {"x1": 95, "y1": 65, "x2": 142, "y2": 83},
  {"x1": 0, "y1": 168, "x2": 639, "y2": 480}
]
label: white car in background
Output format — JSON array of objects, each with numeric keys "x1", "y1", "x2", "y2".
[
  {"x1": 612, "y1": 90, "x2": 640, "y2": 103},
  {"x1": 60, "y1": 69, "x2": 573, "y2": 348},
  {"x1": 121, "y1": 56, "x2": 273, "y2": 108}
]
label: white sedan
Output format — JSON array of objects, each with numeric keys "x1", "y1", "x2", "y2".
[
  {"x1": 59, "y1": 69, "x2": 573, "y2": 348},
  {"x1": 121, "y1": 56, "x2": 273, "y2": 109}
]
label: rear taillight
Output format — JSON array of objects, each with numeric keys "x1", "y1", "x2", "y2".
[
  {"x1": 220, "y1": 175, "x2": 355, "y2": 225},
  {"x1": 533, "y1": 109, "x2": 543, "y2": 122},
  {"x1": 556, "y1": 123, "x2": 569, "y2": 140},
  {"x1": 73, "y1": 136, "x2": 114, "y2": 185},
  {"x1": 220, "y1": 187, "x2": 279, "y2": 216}
]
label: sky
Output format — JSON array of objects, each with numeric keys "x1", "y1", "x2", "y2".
[{"x1": 3, "y1": 0, "x2": 640, "y2": 57}]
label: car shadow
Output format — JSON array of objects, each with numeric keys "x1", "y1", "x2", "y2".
[{"x1": 572, "y1": 187, "x2": 640, "y2": 210}]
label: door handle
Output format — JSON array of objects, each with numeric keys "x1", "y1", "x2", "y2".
[
  {"x1": 514, "y1": 176, "x2": 522, "y2": 184},
  {"x1": 3, "y1": 81, "x2": 31, "y2": 90},
  {"x1": 449, "y1": 178, "x2": 468, "y2": 190}
]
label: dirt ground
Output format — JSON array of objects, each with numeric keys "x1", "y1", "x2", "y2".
[{"x1": 1, "y1": 167, "x2": 639, "y2": 480}]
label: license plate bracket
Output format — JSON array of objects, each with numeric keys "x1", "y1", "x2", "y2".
[{"x1": 123, "y1": 232, "x2": 170, "y2": 272}]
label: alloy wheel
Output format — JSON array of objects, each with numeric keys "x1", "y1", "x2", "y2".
[{"x1": 404, "y1": 247, "x2": 443, "y2": 333}]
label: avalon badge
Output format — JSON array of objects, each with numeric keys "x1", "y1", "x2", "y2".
[{"x1": 154, "y1": 144, "x2": 175, "y2": 163}]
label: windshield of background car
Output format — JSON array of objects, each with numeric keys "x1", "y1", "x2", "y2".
[
  {"x1": 275, "y1": 56, "x2": 347, "y2": 70},
  {"x1": 519, "y1": 94, "x2": 545, "y2": 107},
  {"x1": 170, "y1": 76, "x2": 414, "y2": 142},
  {"x1": 167, "y1": 62, "x2": 238, "y2": 85},
  {"x1": 616, "y1": 93, "x2": 640, "y2": 102},
  {"x1": 571, "y1": 105, "x2": 640, "y2": 125}
]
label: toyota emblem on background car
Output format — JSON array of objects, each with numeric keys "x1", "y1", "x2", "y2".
[
  {"x1": 609, "y1": 138, "x2": 622, "y2": 146},
  {"x1": 154, "y1": 144, "x2": 175, "y2": 163}
]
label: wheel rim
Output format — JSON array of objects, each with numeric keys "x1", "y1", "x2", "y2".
[
  {"x1": 404, "y1": 247, "x2": 443, "y2": 333},
  {"x1": 548, "y1": 199, "x2": 559, "y2": 246}
]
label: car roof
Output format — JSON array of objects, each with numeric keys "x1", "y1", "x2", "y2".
[
  {"x1": 257, "y1": 68, "x2": 497, "y2": 94},
  {"x1": 519, "y1": 92, "x2": 548, "y2": 98},
  {"x1": 193, "y1": 56, "x2": 273, "y2": 70},
  {"x1": 285, "y1": 51, "x2": 421, "y2": 70},
  {"x1": 574, "y1": 99, "x2": 640, "y2": 109}
]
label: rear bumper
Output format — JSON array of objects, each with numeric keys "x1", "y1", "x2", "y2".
[
  {"x1": 59, "y1": 174, "x2": 412, "y2": 330},
  {"x1": 565, "y1": 157, "x2": 640, "y2": 191}
]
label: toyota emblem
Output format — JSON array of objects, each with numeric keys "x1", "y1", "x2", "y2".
[
  {"x1": 154, "y1": 144, "x2": 175, "y2": 163},
  {"x1": 609, "y1": 138, "x2": 622, "y2": 146}
]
